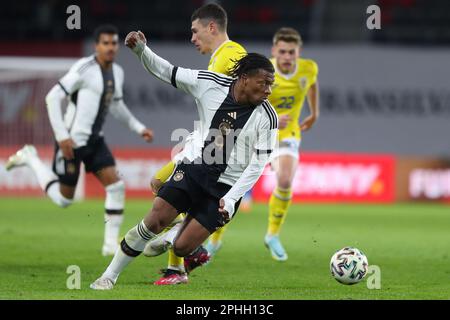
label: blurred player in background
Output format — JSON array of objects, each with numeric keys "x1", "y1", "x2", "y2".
[
  {"x1": 148, "y1": 3, "x2": 246, "y2": 285},
  {"x1": 5, "y1": 25, "x2": 153, "y2": 256},
  {"x1": 265, "y1": 27, "x2": 319, "y2": 261}
]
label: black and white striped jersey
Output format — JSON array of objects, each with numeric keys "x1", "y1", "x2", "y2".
[
  {"x1": 45, "y1": 55, "x2": 145, "y2": 146},
  {"x1": 136, "y1": 45, "x2": 278, "y2": 216}
]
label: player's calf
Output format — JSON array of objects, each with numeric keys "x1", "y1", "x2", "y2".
[{"x1": 103, "y1": 180, "x2": 125, "y2": 256}]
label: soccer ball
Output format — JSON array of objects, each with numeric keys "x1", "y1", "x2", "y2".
[{"x1": 330, "y1": 247, "x2": 369, "y2": 285}]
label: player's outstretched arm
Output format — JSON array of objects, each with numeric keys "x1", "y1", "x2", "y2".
[
  {"x1": 125, "y1": 30, "x2": 177, "y2": 87},
  {"x1": 125, "y1": 30, "x2": 207, "y2": 99}
]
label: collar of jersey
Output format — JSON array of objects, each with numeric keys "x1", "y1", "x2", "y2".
[
  {"x1": 274, "y1": 60, "x2": 299, "y2": 80},
  {"x1": 211, "y1": 40, "x2": 232, "y2": 59}
]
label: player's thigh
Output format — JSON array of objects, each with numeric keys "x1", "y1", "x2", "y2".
[
  {"x1": 143, "y1": 196, "x2": 181, "y2": 234},
  {"x1": 85, "y1": 138, "x2": 119, "y2": 187},
  {"x1": 145, "y1": 183, "x2": 192, "y2": 234},
  {"x1": 173, "y1": 215, "x2": 210, "y2": 257}
]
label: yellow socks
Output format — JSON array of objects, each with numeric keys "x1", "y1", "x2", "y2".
[
  {"x1": 168, "y1": 249, "x2": 184, "y2": 272},
  {"x1": 210, "y1": 225, "x2": 227, "y2": 244},
  {"x1": 267, "y1": 186, "x2": 292, "y2": 236}
]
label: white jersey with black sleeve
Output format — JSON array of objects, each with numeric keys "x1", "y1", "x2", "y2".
[
  {"x1": 134, "y1": 44, "x2": 278, "y2": 217},
  {"x1": 45, "y1": 55, "x2": 145, "y2": 147}
]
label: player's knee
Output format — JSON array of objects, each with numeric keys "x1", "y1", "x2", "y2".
[
  {"x1": 146, "y1": 198, "x2": 175, "y2": 233},
  {"x1": 150, "y1": 178, "x2": 163, "y2": 195},
  {"x1": 144, "y1": 211, "x2": 166, "y2": 234},
  {"x1": 172, "y1": 239, "x2": 190, "y2": 257},
  {"x1": 278, "y1": 176, "x2": 292, "y2": 190},
  {"x1": 46, "y1": 182, "x2": 74, "y2": 208},
  {"x1": 105, "y1": 180, "x2": 125, "y2": 212}
]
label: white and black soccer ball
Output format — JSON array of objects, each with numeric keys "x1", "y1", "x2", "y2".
[{"x1": 330, "y1": 247, "x2": 369, "y2": 285}]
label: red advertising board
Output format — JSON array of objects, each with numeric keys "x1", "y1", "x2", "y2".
[
  {"x1": 252, "y1": 152, "x2": 396, "y2": 203},
  {"x1": 0, "y1": 147, "x2": 401, "y2": 204}
]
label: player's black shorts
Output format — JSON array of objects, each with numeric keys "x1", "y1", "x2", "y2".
[
  {"x1": 157, "y1": 163, "x2": 241, "y2": 233},
  {"x1": 52, "y1": 137, "x2": 116, "y2": 187}
]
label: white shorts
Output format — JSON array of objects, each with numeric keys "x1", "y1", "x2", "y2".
[{"x1": 270, "y1": 138, "x2": 301, "y2": 162}]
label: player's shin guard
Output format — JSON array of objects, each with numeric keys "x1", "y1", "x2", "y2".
[
  {"x1": 102, "y1": 220, "x2": 156, "y2": 283},
  {"x1": 103, "y1": 181, "x2": 125, "y2": 254},
  {"x1": 27, "y1": 154, "x2": 73, "y2": 208},
  {"x1": 267, "y1": 187, "x2": 292, "y2": 236}
]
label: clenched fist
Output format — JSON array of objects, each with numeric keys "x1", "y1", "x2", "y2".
[{"x1": 125, "y1": 31, "x2": 147, "y2": 52}]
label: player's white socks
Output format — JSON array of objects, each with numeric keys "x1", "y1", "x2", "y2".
[
  {"x1": 26, "y1": 153, "x2": 58, "y2": 191},
  {"x1": 102, "y1": 220, "x2": 156, "y2": 282},
  {"x1": 103, "y1": 214, "x2": 124, "y2": 253},
  {"x1": 26, "y1": 154, "x2": 73, "y2": 208},
  {"x1": 103, "y1": 181, "x2": 126, "y2": 254}
]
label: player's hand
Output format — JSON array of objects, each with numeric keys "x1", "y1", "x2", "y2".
[
  {"x1": 300, "y1": 114, "x2": 318, "y2": 131},
  {"x1": 218, "y1": 198, "x2": 230, "y2": 225},
  {"x1": 141, "y1": 128, "x2": 154, "y2": 143},
  {"x1": 278, "y1": 114, "x2": 291, "y2": 130},
  {"x1": 125, "y1": 30, "x2": 147, "y2": 51},
  {"x1": 58, "y1": 138, "x2": 75, "y2": 160}
]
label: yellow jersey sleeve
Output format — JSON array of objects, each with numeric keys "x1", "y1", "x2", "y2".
[{"x1": 208, "y1": 41, "x2": 247, "y2": 76}]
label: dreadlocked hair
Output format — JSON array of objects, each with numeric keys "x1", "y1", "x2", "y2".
[{"x1": 229, "y1": 53, "x2": 274, "y2": 79}]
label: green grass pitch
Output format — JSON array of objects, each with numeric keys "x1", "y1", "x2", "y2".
[{"x1": 0, "y1": 197, "x2": 449, "y2": 299}]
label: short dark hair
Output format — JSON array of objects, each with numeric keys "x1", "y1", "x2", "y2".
[
  {"x1": 273, "y1": 27, "x2": 303, "y2": 46},
  {"x1": 229, "y1": 53, "x2": 275, "y2": 78},
  {"x1": 191, "y1": 3, "x2": 228, "y2": 32},
  {"x1": 93, "y1": 24, "x2": 119, "y2": 43}
]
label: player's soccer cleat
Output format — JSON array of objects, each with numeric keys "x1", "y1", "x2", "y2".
[
  {"x1": 143, "y1": 235, "x2": 171, "y2": 257},
  {"x1": 153, "y1": 268, "x2": 188, "y2": 285},
  {"x1": 101, "y1": 243, "x2": 118, "y2": 256},
  {"x1": 205, "y1": 240, "x2": 222, "y2": 258},
  {"x1": 264, "y1": 234, "x2": 288, "y2": 261},
  {"x1": 143, "y1": 221, "x2": 182, "y2": 257},
  {"x1": 5, "y1": 145, "x2": 37, "y2": 171},
  {"x1": 184, "y1": 245, "x2": 210, "y2": 273},
  {"x1": 90, "y1": 277, "x2": 115, "y2": 290}
]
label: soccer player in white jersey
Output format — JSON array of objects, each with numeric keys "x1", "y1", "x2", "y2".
[
  {"x1": 5, "y1": 25, "x2": 154, "y2": 256},
  {"x1": 90, "y1": 30, "x2": 278, "y2": 290}
]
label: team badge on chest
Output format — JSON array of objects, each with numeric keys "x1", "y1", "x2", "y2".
[{"x1": 173, "y1": 170, "x2": 184, "y2": 182}]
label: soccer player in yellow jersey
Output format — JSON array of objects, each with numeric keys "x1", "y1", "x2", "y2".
[
  {"x1": 149, "y1": 3, "x2": 246, "y2": 285},
  {"x1": 265, "y1": 27, "x2": 319, "y2": 261}
]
